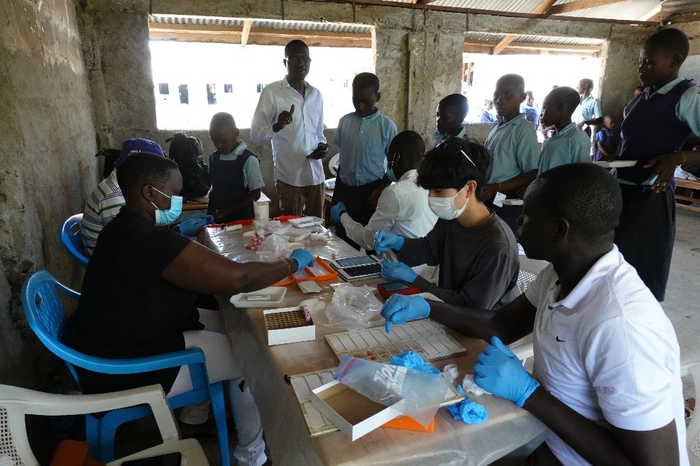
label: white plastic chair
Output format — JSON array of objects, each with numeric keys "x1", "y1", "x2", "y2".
[
  {"x1": 328, "y1": 153, "x2": 340, "y2": 176},
  {"x1": 681, "y1": 347, "x2": 700, "y2": 465},
  {"x1": 0, "y1": 383, "x2": 209, "y2": 466},
  {"x1": 508, "y1": 269, "x2": 539, "y2": 365}
]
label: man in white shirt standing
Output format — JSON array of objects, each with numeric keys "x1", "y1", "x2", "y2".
[
  {"x1": 251, "y1": 40, "x2": 328, "y2": 217},
  {"x1": 330, "y1": 131, "x2": 437, "y2": 250}
]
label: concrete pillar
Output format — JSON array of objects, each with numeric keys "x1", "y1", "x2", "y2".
[
  {"x1": 373, "y1": 27, "x2": 410, "y2": 131},
  {"x1": 597, "y1": 25, "x2": 651, "y2": 124},
  {"x1": 83, "y1": 1, "x2": 160, "y2": 147},
  {"x1": 373, "y1": 11, "x2": 465, "y2": 142}
]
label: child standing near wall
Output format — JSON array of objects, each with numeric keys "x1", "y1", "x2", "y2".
[
  {"x1": 433, "y1": 93, "x2": 469, "y2": 147},
  {"x1": 614, "y1": 28, "x2": 700, "y2": 301},
  {"x1": 594, "y1": 115, "x2": 619, "y2": 161},
  {"x1": 482, "y1": 74, "x2": 539, "y2": 233},
  {"x1": 332, "y1": 72, "x2": 397, "y2": 249},
  {"x1": 208, "y1": 112, "x2": 265, "y2": 223},
  {"x1": 537, "y1": 86, "x2": 592, "y2": 175}
]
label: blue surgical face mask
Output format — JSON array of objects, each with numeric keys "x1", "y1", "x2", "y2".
[
  {"x1": 386, "y1": 168, "x2": 397, "y2": 183},
  {"x1": 150, "y1": 186, "x2": 183, "y2": 226}
]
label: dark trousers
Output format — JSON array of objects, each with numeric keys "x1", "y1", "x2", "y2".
[
  {"x1": 485, "y1": 197, "x2": 522, "y2": 236},
  {"x1": 523, "y1": 442, "x2": 563, "y2": 466},
  {"x1": 331, "y1": 176, "x2": 381, "y2": 251},
  {"x1": 614, "y1": 184, "x2": 676, "y2": 301}
]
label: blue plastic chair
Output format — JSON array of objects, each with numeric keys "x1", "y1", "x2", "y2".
[
  {"x1": 21, "y1": 270, "x2": 231, "y2": 466},
  {"x1": 60, "y1": 214, "x2": 89, "y2": 267}
]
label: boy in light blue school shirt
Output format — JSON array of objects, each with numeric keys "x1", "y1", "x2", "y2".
[
  {"x1": 334, "y1": 74, "x2": 397, "y2": 187},
  {"x1": 537, "y1": 87, "x2": 592, "y2": 175},
  {"x1": 483, "y1": 74, "x2": 539, "y2": 233},
  {"x1": 332, "y1": 73, "x2": 397, "y2": 248}
]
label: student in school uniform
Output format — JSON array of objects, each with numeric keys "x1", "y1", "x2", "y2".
[
  {"x1": 594, "y1": 115, "x2": 619, "y2": 162},
  {"x1": 331, "y1": 72, "x2": 397, "y2": 249},
  {"x1": 573, "y1": 78, "x2": 603, "y2": 138},
  {"x1": 482, "y1": 74, "x2": 539, "y2": 234},
  {"x1": 433, "y1": 93, "x2": 469, "y2": 147},
  {"x1": 614, "y1": 28, "x2": 700, "y2": 302},
  {"x1": 330, "y1": 131, "x2": 437, "y2": 251},
  {"x1": 536, "y1": 86, "x2": 592, "y2": 175},
  {"x1": 208, "y1": 112, "x2": 265, "y2": 223}
]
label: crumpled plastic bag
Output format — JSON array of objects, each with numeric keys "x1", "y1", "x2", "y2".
[
  {"x1": 445, "y1": 385, "x2": 488, "y2": 425},
  {"x1": 334, "y1": 355, "x2": 449, "y2": 427},
  {"x1": 322, "y1": 284, "x2": 384, "y2": 329},
  {"x1": 256, "y1": 234, "x2": 291, "y2": 261}
]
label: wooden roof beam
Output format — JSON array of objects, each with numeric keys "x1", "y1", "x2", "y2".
[
  {"x1": 241, "y1": 20, "x2": 252, "y2": 46},
  {"x1": 492, "y1": 0, "x2": 557, "y2": 55}
]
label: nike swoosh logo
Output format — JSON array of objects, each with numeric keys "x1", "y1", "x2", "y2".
[{"x1": 556, "y1": 336, "x2": 565, "y2": 342}]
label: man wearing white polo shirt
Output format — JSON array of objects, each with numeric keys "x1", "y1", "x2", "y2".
[
  {"x1": 381, "y1": 163, "x2": 687, "y2": 465},
  {"x1": 251, "y1": 39, "x2": 328, "y2": 217}
]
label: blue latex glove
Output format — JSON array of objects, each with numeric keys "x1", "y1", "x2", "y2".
[
  {"x1": 177, "y1": 214, "x2": 214, "y2": 236},
  {"x1": 445, "y1": 385, "x2": 488, "y2": 425},
  {"x1": 374, "y1": 231, "x2": 404, "y2": 254},
  {"x1": 381, "y1": 259, "x2": 417, "y2": 283},
  {"x1": 473, "y1": 336, "x2": 540, "y2": 407},
  {"x1": 289, "y1": 249, "x2": 314, "y2": 271},
  {"x1": 380, "y1": 294, "x2": 430, "y2": 333},
  {"x1": 330, "y1": 202, "x2": 347, "y2": 224}
]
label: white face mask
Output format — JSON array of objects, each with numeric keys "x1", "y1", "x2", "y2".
[{"x1": 428, "y1": 187, "x2": 469, "y2": 220}]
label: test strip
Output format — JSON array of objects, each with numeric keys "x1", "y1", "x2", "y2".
[
  {"x1": 349, "y1": 333, "x2": 367, "y2": 349},
  {"x1": 427, "y1": 336, "x2": 450, "y2": 355},
  {"x1": 338, "y1": 334, "x2": 356, "y2": 350},
  {"x1": 370, "y1": 328, "x2": 391, "y2": 345},
  {"x1": 319, "y1": 371, "x2": 336, "y2": 385},
  {"x1": 304, "y1": 374, "x2": 323, "y2": 390},
  {"x1": 291, "y1": 377, "x2": 312, "y2": 399},
  {"x1": 416, "y1": 339, "x2": 440, "y2": 357},
  {"x1": 393, "y1": 326, "x2": 411, "y2": 341},
  {"x1": 440, "y1": 335, "x2": 464, "y2": 352},
  {"x1": 359, "y1": 330, "x2": 380, "y2": 347}
]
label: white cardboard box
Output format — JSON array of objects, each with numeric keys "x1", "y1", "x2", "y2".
[
  {"x1": 310, "y1": 380, "x2": 402, "y2": 441},
  {"x1": 263, "y1": 307, "x2": 315, "y2": 346}
]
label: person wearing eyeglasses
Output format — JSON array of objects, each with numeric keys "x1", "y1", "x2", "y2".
[
  {"x1": 330, "y1": 131, "x2": 437, "y2": 255},
  {"x1": 251, "y1": 39, "x2": 328, "y2": 218},
  {"x1": 374, "y1": 138, "x2": 519, "y2": 309}
]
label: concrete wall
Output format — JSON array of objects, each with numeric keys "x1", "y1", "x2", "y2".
[{"x1": 0, "y1": 0, "x2": 97, "y2": 386}]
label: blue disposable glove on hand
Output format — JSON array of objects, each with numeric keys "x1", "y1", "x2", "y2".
[
  {"x1": 177, "y1": 214, "x2": 214, "y2": 236},
  {"x1": 289, "y1": 249, "x2": 314, "y2": 271},
  {"x1": 381, "y1": 260, "x2": 418, "y2": 283},
  {"x1": 380, "y1": 294, "x2": 430, "y2": 333},
  {"x1": 374, "y1": 231, "x2": 405, "y2": 254},
  {"x1": 473, "y1": 336, "x2": 540, "y2": 407},
  {"x1": 330, "y1": 202, "x2": 347, "y2": 224}
]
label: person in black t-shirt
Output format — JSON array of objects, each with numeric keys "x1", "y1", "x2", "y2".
[{"x1": 65, "y1": 154, "x2": 313, "y2": 466}]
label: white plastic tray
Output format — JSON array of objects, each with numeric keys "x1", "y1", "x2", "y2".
[
  {"x1": 593, "y1": 160, "x2": 637, "y2": 168},
  {"x1": 230, "y1": 286, "x2": 287, "y2": 308},
  {"x1": 288, "y1": 216, "x2": 324, "y2": 229}
]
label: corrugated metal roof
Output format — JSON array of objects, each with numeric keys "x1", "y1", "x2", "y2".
[
  {"x1": 150, "y1": 14, "x2": 373, "y2": 35},
  {"x1": 465, "y1": 31, "x2": 603, "y2": 47}
]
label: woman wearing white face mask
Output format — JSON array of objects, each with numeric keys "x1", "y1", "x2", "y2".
[
  {"x1": 65, "y1": 154, "x2": 314, "y2": 466},
  {"x1": 375, "y1": 138, "x2": 520, "y2": 309}
]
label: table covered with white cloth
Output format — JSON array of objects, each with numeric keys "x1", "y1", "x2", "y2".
[{"x1": 200, "y1": 223, "x2": 548, "y2": 466}]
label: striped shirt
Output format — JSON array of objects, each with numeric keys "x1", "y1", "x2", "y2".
[{"x1": 81, "y1": 170, "x2": 125, "y2": 256}]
